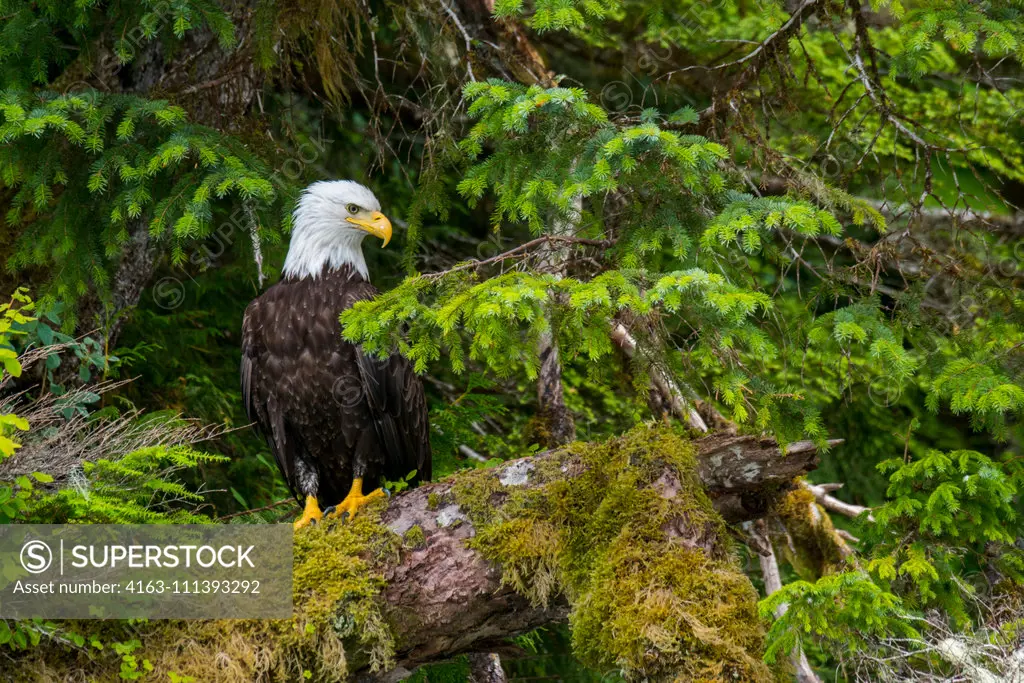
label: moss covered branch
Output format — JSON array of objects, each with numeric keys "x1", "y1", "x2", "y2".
[{"x1": 7, "y1": 425, "x2": 824, "y2": 682}]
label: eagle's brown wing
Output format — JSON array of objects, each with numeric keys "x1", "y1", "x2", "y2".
[
  {"x1": 241, "y1": 296, "x2": 299, "y2": 497},
  {"x1": 349, "y1": 283, "x2": 432, "y2": 487}
]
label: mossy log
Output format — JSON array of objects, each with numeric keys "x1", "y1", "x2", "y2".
[
  {"x1": 376, "y1": 428, "x2": 828, "y2": 669},
  {"x1": 6, "y1": 426, "x2": 827, "y2": 682}
]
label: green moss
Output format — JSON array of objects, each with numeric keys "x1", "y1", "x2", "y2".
[
  {"x1": 453, "y1": 424, "x2": 773, "y2": 682},
  {"x1": 774, "y1": 484, "x2": 844, "y2": 579},
  {"x1": 5, "y1": 505, "x2": 398, "y2": 682},
  {"x1": 426, "y1": 492, "x2": 440, "y2": 510},
  {"x1": 473, "y1": 517, "x2": 564, "y2": 606},
  {"x1": 403, "y1": 524, "x2": 426, "y2": 549},
  {"x1": 289, "y1": 507, "x2": 396, "y2": 670},
  {"x1": 450, "y1": 463, "x2": 509, "y2": 526}
]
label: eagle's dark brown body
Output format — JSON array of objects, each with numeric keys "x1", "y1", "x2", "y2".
[{"x1": 240, "y1": 264, "x2": 430, "y2": 506}]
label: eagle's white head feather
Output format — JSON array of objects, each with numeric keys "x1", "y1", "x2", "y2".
[{"x1": 282, "y1": 180, "x2": 392, "y2": 281}]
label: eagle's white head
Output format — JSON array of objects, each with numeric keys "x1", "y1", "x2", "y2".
[{"x1": 282, "y1": 180, "x2": 393, "y2": 281}]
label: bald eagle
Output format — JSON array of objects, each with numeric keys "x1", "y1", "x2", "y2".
[{"x1": 240, "y1": 180, "x2": 431, "y2": 529}]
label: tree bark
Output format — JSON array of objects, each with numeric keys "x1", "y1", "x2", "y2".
[
  {"x1": 450, "y1": 1, "x2": 576, "y2": 447},
  {"x1": 454, "y1": 0, "x2": 557, "y2": 87},
  {"x1": 534, "y1": 336, "x2": 576, "y2": 446},
  {"x1": 533, "y1": 195, "x2": 582, "y2": 447},
  {"x1": 466, "y1": 653, "x2": 507, "y2": 683}
]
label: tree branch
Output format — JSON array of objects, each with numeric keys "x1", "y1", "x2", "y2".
[
  {"x1": 610, "y1": 322, "x2": 709, "y2": 432},
  {"x1": 375, "y1": 428, "x2": 827, "y2": 669},
  {"x1": 749, "y1": 519, "x2": 822, "y2": 683},
  {"x1": 802, "y1": 481, "x2": 874, "y2": 522},
  {"x1": 10, "y1": 427, "x2": 829, "y2": 680}
]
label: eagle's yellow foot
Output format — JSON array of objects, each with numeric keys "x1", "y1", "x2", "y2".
[
  {"x1": 326, "y1": 478, "x2": 386, "y2": 522},
  {"x1": 293, "y1": 495, "x2": 324, "y2": 530}
]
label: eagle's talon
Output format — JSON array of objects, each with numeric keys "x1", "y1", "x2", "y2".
[
  {"x1": 293, "y1": 495, "x2": 324, "y2": 530},
  {"x1": 325, "y1": 478, "x2": 386, "y2": 522}
]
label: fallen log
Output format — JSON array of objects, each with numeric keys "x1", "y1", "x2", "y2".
[{"x1": 6, "y1": 426, "x2": 827, "y2": 682}]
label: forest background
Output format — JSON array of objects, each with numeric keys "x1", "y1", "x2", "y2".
[{"x1": 1, "y1": 0, "x2": 1023, "y2": 681}]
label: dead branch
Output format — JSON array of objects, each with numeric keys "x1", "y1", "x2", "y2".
[
  {"x1": 610, "y1": 322, "x2": 709, "y2": 432},
  {"x1": 749, "y1": 519, "x2": 822, "y2": 683},
  {"x1": 802, "y1": 480, "x2": 874, "y2": 522}
]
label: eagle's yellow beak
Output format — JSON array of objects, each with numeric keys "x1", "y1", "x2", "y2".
[{"x1": 346, "y1": 211, "x2": 392, "y2": 248}]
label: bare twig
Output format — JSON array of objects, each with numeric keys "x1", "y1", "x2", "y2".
[
  {"x1": 440, "y1": 0, "x2": 476, "y2": 82},
  {"x1": 661, "y1": 0, "x2": 819, "y2": 81},
  {"x1": 610, "y1": 322, "x2": 708, "y2": 432},
  {"x1": 421, "y1": 235, "x2": 612, "y2": 280},
  {"x1": 216, "y1": 497, "x2": 295, "y2": 521},
  {"x1": 749, "y1": 519, "x2": 823, "y2": 683},
  {"x1": 802, "y1": 480, "x2": 875, "y2": 522}
]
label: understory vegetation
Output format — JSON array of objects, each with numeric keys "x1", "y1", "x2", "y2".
[{"x1": 1, "y1": 0, "x2": 1023, "y2": 680}]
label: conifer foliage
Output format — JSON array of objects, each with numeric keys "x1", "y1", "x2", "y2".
[{"x1": 0, "y1": 0, "x2": 1023, "y2": 679}]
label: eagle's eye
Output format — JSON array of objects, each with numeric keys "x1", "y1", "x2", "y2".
[{"x1": 345, "y1": 203, "x2": 361, "y2": 215}]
